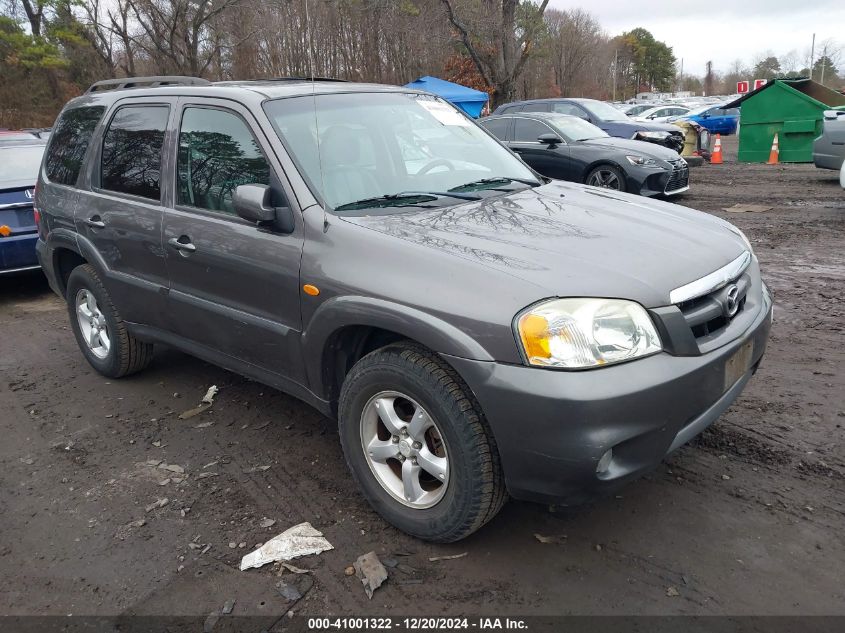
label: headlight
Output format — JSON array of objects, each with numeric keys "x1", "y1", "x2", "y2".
[
  {"x1": 516, "y1": 298, "x2": 662, "y2": 369},
  {"x1": 625, "y1": 155, "x2": 660, "y2": 167},
  {"x1": 634, "y1": 131, "x2": 669, "y2": 141}
]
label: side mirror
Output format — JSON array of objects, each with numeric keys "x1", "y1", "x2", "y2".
[
  {"x1": 233, "y1": 184, "x2": 294, "y2": 233},
  {"x1": 647, "y1": 114, "x2": 656, "y2": 120},
  {"x1": 538, "y1": 133, "x2": 563, "y2": 146}
]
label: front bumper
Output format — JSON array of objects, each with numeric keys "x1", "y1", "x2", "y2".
[{"x1": 444, "y1": 287, "x2": 772, "y2": 505}]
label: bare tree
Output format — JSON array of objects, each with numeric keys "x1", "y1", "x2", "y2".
[{"x1": 440, "y1": 0, "x2": 551, "y2": 107}]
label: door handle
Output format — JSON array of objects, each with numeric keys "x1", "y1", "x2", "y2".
[
  {"x1": 168, "y1": 236, "x2": 196, "y2": 253},
  {"x1": 85, "y1": 216, "x2": 105, "y2": 229}
]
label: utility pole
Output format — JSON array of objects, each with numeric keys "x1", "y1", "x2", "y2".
[{"x1": 809, "y1": 33, "x2": 815, "y2": 80}]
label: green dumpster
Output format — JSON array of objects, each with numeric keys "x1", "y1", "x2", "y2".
[{"x1": 725, "y1": 79, "x2": 845, "y2": 163}]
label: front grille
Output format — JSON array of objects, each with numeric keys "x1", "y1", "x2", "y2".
[
  {"x1": 676, "y1": 273, "x2": 750, "y2": 339},
  {"x1": 664, "y1": 159, "x2": 690, "y2": 193}
]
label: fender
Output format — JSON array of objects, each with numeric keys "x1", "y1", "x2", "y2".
[{"x1": 301, "y1": 294, "x2": 494, "y2": 400}]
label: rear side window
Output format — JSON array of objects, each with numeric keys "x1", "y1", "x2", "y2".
[
  {"x1": 101, "y1": 105, "x2": 169, "y2": 201},
  {"x1": 480, "y1": 118, "x2": 510, "y2": 141},
  {"x1": 44, "y1": 106, "x2": 105, "y2": 186},
  {"x1": 177, "y1": 107, "x2": 271, "y2": 214}
]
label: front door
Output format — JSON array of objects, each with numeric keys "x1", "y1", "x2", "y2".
[
  {"x1": 509, "y1": 117, "x2": 571, "y2": 180},
  {"x1": 162, "y1": 99, "x2": 306, "y2": 385}
]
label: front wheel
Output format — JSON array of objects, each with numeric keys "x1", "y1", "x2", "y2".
[
  {"x1": 585, "y1": 164, "x2": 626, "y2": 192},
  {"x1": 338, "y1": 343, "x2": 506, "y2": 542}
]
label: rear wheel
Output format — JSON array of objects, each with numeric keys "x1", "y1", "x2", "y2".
[
  {"x1": 338, "y1": 343, "x2": 506, "y2": 542},
  {"x1": 586, "y1": 164, "x2": 626, "y2": 192},
  {"x1": 66, "y1": 264, "x2": 154, "y2": 378}
]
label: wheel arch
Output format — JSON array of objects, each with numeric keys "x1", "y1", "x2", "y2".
[{"x1": 302, "y1": 296, "x2": 494, "y2": 412}]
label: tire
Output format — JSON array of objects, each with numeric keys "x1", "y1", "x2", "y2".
[
  {"x1": 585, "y1": 164, "x2": 626, "y2": 192},
  {"x1": 338, "y1": 343, "x2": 506, "y2": 542},
  {"x1": 66, "y1": 264, "x2": 154, "y2": 378}
]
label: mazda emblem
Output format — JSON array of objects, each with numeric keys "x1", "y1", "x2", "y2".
[{"x1": 724, "y1": 284, "x2": 740, "y2": 318}]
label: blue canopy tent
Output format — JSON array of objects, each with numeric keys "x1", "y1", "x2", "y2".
[{"x1": 403, "y1": 76, "x2": 489, "y2": 118}]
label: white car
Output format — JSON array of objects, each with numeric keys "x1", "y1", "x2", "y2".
[
  {"x1": 840, "y1": 159, "x2": 845, "y2": 189},
  {"x1": 633, "y1": 105, "x2": 691, "y2": 123}
]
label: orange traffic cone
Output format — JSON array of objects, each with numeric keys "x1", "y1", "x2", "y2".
[
  {"x1": 767, "y1": 133, "x2": 779, "y2": 164},
  {"x1": 711, "y1": 134, "x2": 723, "y2": 164}
]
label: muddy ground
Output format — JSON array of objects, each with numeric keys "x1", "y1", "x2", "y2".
[{"x1": 1, "y1": 137, "x2": 844, "y2": 623}]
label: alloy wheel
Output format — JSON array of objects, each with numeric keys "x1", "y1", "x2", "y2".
[
  {"x1": 76, "y1": 289, "x2": 111, "y2": 359},
  {"x1": 360, "y1": 390, "x2": 449, "y2": 509},
  {"x1": 588, "y1": 169, "x2": 622, "y2": 190}
]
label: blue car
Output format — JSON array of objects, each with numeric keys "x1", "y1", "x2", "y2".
[
  {"x1": 671, "y1": 104, "x2": 740, "y2": 135},
  {"x1": 0, "y1": 139, "x2": 47, "y2": 274}
]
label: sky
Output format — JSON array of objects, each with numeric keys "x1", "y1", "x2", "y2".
[{"x1": 547, "y1": 0, "x2": 844, "y2": 77}]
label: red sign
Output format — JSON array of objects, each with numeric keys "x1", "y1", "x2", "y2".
[
  {"x1": 754, "y1": 79, "x2": 768, "y2": 90},
  {"x1": 737, "y1": 81, "x2": 750, "y2": 94}
]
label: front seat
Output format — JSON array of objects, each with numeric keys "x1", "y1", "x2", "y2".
[{"x1": 319, "y1": 126, "x2": 381, "y2": 207}]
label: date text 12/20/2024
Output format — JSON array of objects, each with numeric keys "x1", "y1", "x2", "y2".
[{"x1": 307, "y1": 617, "x2": 529, "y2": 630}]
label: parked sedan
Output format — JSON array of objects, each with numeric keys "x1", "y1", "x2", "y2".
[
  {"x1": 669, "y1": 104, "x2": 739, "y2": 135},
  {"x1": 480, "y1": 112, "x2": 689, "y2": 196},
  {"x1": 0, "y1": 140, "x2": 46, "y2": 274},
  {"x1": 494, "y1": 98, "x2": 685, "y2": 153},
  {"x1": 813, "y1": 110, "x2": 845, "y2": 171},
  {"x1": 633, "y1": 105, "x2": 691, "y2": 123}
]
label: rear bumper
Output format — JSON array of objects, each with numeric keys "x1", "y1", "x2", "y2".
[
  {"x1": 0, "y1": 232, "x2": 39, "y2": 273},
  {"x1": 35, "y1": 238, "x2": 62, "y2": 295},
  {"x1": 444, "y1": 286, "x2": 772, "y2": 505}
]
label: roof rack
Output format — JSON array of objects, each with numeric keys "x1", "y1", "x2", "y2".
[{"x1": 86, "y1": 76, "x2": 211, "y2": 93}]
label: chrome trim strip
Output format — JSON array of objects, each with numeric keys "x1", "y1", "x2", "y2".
[
  {"x1": 0, "y1": 202, "x2": 33, "y2": 210},
  {"x1": 663, "y1": 185, "x2": 689, "y2": 196},
  {"x1": 670, "y1": 250, "x2": 751, "y2": 304},
  {"x1": 0, "y1": 264, "x2": 40, "y2": 275}
]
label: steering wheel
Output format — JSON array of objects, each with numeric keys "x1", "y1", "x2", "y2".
[{"x1": 417, "y1": 158, "x2": 456, "y2": 175}]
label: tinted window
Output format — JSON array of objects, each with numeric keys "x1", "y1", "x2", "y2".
[
  {"x1": 499, "y1": 105, "x2": 522, "y2": 114},
  {"x1": 177, "y1": 108, "x2": 271, "y2": 214},
  {"x1": 101, "y1": 106, "x2": 168, "y2": 200},
  {"x1": 44, "y1": 106, "x2": 105, "y2": 186},
  {"x1": 523, "y1": 103, "x2": 551, "y2": 113},
  {"x1": 480, "y1": 118, "x2": 510, "y2": 141},
  {"x1": 552, "y1": 103, "x2": 586, "y2": 118},
  {"x1": 513, "y1": 118, "x2": 552, "y2": 142}
]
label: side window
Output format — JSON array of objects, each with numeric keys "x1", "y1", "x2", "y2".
[
  {"x1": 552, "y1": 103, "x2": 584, "y2": 117},
  {"x1": 480, "y1": 118, "x2": 510, "y2": 141},
  {"x1": 513, "y1": 118, "x2": 552, "y2": 143},
  {"x1": 101, "y1": 105, "x2": 169, "y2": 200},
  {"x1": 177, "y1": 107, "x2": 271, "y2": 214},
  {"x1": 44, "y1": 106, "x2": 105, "y2": 186},
  {"x1": 523, "y1": 103, "x2": 550, "y2": 113}
]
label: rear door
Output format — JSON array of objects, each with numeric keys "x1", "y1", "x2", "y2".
[
  {"x1": 78, "y1": 98, "x2": 174, "y2": 328},
  {"x1": 509, "y1": 117, "x2": 571, "y2": 180},
  {"x1": 162, "y1": 98, "x2": 306, "y2": 384}
]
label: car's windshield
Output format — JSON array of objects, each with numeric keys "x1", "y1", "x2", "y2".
[
  {"x1": 581, "y1": 100, "x2": 630, "y2": 122},
  {"x1": 0, "y1": 145, "x2": 45, "y2": 186},
  {"x1": 263, "y1": 92, "x2": 539, "y2": 212},
  {"x1": 545, "y1": 115, "x2": 608, "y2": 141}
]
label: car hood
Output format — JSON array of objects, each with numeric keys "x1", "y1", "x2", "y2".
[
  {"x1": 340, "y1": 182, "x2": 746, "y2": 308},
  {"x1": 577, "y1": 137, "x2": 681, "y2": 161},
  {"x1": 626, "y1": 119, "x2": 683, "y2": 133}
]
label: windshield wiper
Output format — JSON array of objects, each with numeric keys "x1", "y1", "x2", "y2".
[
  {"x1": 333, "y1": 191, "x2": 480, "y2": 212},
  {"x1": 448, "y1": 176, "x2": 541, "y2": 192}
]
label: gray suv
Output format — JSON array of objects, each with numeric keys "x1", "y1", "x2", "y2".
[{"x1": 35, "y1": 76, "x2": 772, "y2": 542}]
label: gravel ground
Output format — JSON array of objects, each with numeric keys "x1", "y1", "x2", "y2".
[{"x1": 1, "y1": 136, "x2": 843, "y2": 621}]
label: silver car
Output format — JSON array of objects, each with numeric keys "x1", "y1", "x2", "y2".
[{"x1": 813, "y1": 110, "x2": 845, "y2": 171}]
